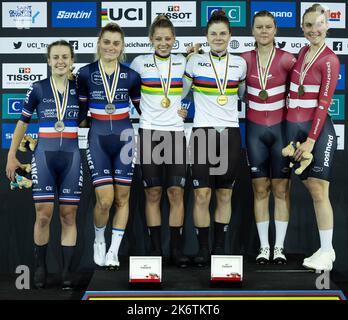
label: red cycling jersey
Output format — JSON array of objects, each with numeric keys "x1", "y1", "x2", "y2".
[
  {"x1": 287, "y1": 45, "x2": 340, "y2": 140},
  {"x1": 241, "y1": 48, "x2": 296, "y2": 126}
]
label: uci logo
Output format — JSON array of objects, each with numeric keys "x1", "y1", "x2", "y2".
[{"x1": 108, "y1": 8, "x2": 143, "y2": 21}]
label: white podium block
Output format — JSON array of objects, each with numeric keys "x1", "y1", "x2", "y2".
[
  {"x1": 211, "y1": 255, "x2": 243, "y2": 282},
  {"x1": 129, "y1": 256, "x2": 162, "y2": 283}
]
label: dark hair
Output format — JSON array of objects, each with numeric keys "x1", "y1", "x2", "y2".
[
  {"x1": 252, "y1": 11, "x2": 277, "y2": 47},
  {"x1": 252, "y1": 10, "x2": 277, "y2": 29},
  {"x1": 206, "y1": 10, "x2": 231, "y2": 34},
  {"x1": 302, "y1": 3, "x2": 327, "y2": 24},
  {"x1": 149, "y1": 15, "x2": 175, "y2": 38},
  {"x1": 97, "y1": 22, "x2": 125, "y2": 61},
  {"x1": 47, "y1": 40, "x2": 74, "y2": 59}
]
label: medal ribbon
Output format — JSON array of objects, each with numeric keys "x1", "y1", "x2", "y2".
[
  {"x1": 153, "y1": 54, "x2": 172, "y2": 100},
  {"x1": 209, "y1": 52, "x2": 229, "y2": 97},
  {"x1": 98, "y1": 59, "x2": 120, "y2": 105},
  {"x1": 50, "y1": 76, "x2": 69, "y2": 122},
  {"x1": 299, "y1": 43, "x2": 326, "y2": 86},
  {"x1": 256, "y1": 46, "x2": 275, "y2": 91}
]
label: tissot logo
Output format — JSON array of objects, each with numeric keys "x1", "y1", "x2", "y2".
[
  {"x1": 277, "y1": 41, "x2": 286, "y2": 49},
  {"x1": 2, "y1": 63, "x2": 47, "y2": 89},
  {"x1": 52, "y1": 2, "x2": 97, "y2": 27},
  {"x1": 101, "y1": 2, "x2": 146, "y2": 27},
  {"x1": 152, "y1": 1, "x2": 196, "y2": 27},
  {"x1": 333, "y1": 41, "x2": 343, "y2": 52}
]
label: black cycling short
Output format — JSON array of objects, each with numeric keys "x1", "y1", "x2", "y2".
[
  {"x1": 246, "y1": 120, "x2": 291, "y2": 179},
  {"x1": 286, "y1": 117, "x2": 337, "y2": 181},
  {"x1": 189, "y1": 127, "x2": 241, "y2": 189},
  {"x1": 138, "y1": 128, "x2": 186, "y2": 188}
]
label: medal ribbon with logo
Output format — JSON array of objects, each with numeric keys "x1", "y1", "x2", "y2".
[
  {"x1": 153, "y1": 54, "x2": 172, "y2": 108},
  {"x1": 256, "y1": 46, "x2": 275, "y2": 101},
  {"x1": 98, "y1": 60, "x2": 120, "y2": 114},
  {"x1": 209, "y1": 52, "x2": 229, "y2": 106},
  {"x1": 298, "y1": 43, "x2": 326, "y2": 96},
  {"x1": 50, "y1": 77, "x2": 69, "y2": 132}
]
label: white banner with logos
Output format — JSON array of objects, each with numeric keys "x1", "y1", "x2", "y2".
[{"x1": 2, "y1": 37, "x2": 348, "y2": 55}]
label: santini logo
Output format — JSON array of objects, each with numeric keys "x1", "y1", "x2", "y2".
[{"x1": 56, "y1": 10, "x2": 92, "y2": 19}]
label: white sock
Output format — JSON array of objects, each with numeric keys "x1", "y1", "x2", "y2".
[
  {"x1": 256, "y1": 221, "x2": 269, "y2": 248},
  {"x1": 109, "y1": 228, "x2": 125, "y2": 255},
  {"x1": 94, "y1": 225, "x2": 106, "y2": 243},
  {"x1": 274, "y1": 220, "x2": 288, "y2": 248},
  {"x1": 319, "y1": 229, "x2": 333, "y2": 252}
]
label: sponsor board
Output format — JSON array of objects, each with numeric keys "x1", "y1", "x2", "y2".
[
  {"x1": 251, "y1": 2, "x2": 296, "y2": 27},
  {"x1": 2, "y1": 2, "x2": 47, "y2": 28},
  {"x1": 329, "y1": 95, "x2": 345, "y2": 121},
  {"x1": 300, "y1": 2, "x2": 345, "y2": 29},
  {"x1": 2, "y1": 64, "x2": 47, "y2": 89},
  {"x1": 101, "y1": 2, "x2": 146, "y2": 27},
  {"x1": 2, "y1": 123, "x2": 39, "y2": 149},
  {"x1": 337, "y1": 65, "x2": 345, "y2": 90},
  {"x1": 201, "y1": 1, "x2": 246, "y2": 27},
  {"x1": 2, "y1": 93, "x2": 37, "y2": 120},
  {"x1": 52, "y1": 2, "x2": 97, "y2": 27},
  {"x1": 334, "y1": 124, "x2": 345, "y2": 150},
  {"x1": 3, "y1": 37, "x2": 348, "y2": 56},
  {"x1": 0, "y1": 37, "x2": 97, "y2": 54},
  {"x1": 151, "y1": 1, "x2": 196, "y2": 27}
]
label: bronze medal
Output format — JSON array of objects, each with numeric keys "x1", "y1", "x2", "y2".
[
  {"x1": 258, "y1": 90, "x2": 268, "y2": 101},
  {"x1": 298, "y1": 85, "x2": 305, "y2": 96},
  {"x1": 161, "y1": 97, "x2": 171, "y2": 108},
  {"x1": 217, "y1": 95, "x2": 228, "y2": 106}
]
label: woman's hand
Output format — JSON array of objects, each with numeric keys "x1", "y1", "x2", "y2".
[
  {"x1": 177, "y1": 107, "x2": 188, "y2": 119},
  {"x1": 6, "y1": 154, "x2": 22, "y2": 182},
  {"x1": 294, "y1": 138, "x2": 315, "y2": 162}
]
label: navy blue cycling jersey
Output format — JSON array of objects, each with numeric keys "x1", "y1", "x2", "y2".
[
  {"x1": 76, "y1": 61, "x2": 141, "y2": 135},
  {"x1": 76, "y1": 61, "x2": 140, "y2": 188},
  {"x1": 20, "y1": 78, "x2": 80, "y2": 151},
  {"x1": 20, "y1": 78, "x2": 82, "y2": 205}
]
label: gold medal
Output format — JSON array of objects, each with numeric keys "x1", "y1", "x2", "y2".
[
  {"x1": 298, "y1": 85, "x2": 305, "y2": 96},
  {"x1": 217, "y1": 95, "x2": 228, "y2": 106},
  {"x1": 161, "y1": 97, "x2": 171, "y2": 108},
  {"x1": 209, "y1": 52, "x2": 229, "y2": 107},
  {"x1": 54, "y1": 120, "x2": 65, "y2": 132},
  {"x1": 258, "y1": 90, "x2": 268, "y2": 101}
]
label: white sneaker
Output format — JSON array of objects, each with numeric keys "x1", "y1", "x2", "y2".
[
  {"x1": 273, "y1": 247, "x2": 287, "y2": 264},
  {"x1": 105, "y1": 250, "x2": 120, "y2": 270},
  {"x1": 302, "y1": 251, "x2": 335, "y2": 271},
  {"x1": 93, "y1": 241, "x2": 106, "y2": 266},
  {"x1": 303, "y1": 248, "x2": 336, "y2": 264},
  {"x1": 256, "y1": 247, "x2": 270, "y2": 264}
]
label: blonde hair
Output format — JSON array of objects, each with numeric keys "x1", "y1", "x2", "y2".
[
  {"x1": 302, "y1": 3, "x2": 327, "y2": 24},
  {"x1": 149, "y1": 15, "x2": 175, "y2": 39},
  {"x1": 96, "y1": 23, "x2": 125, "y2": 62}
]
